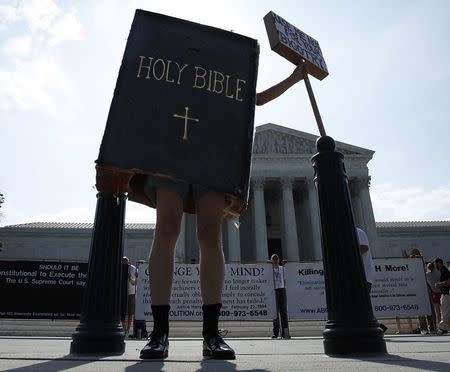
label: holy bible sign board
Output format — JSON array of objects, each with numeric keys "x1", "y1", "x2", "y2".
[
  {"x1": 97, "y1": 10, "x2": 259, "y2": 207},
  {"x1": 264, "y1": 11, "x2": 328, "y2": 80}
]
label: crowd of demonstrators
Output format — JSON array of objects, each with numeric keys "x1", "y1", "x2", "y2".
[
  {"x1": 397, "y1": 253, "x2": 450, "y2": 336},
  {"x1": 121, "y1": 245, "x2": 448, "y2": 341},
  {"x1": 392, "y1": 248, "x2": 440, "y2": 335},
  {"x1": 356, "y1": 241, "x2": 449, "y2": 336}
]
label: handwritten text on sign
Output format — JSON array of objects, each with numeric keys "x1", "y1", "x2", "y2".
[{"x1": 264, "y1": 11, "x2": 328, "y2": 80}]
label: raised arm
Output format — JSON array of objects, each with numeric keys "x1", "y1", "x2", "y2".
[{"x1": 256, "y1": 64, "x2": 304, "y2": 106}]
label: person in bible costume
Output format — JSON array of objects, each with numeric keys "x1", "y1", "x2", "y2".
[{"x1": 139, "y1": 65, "x2": 305, "y2": 360}]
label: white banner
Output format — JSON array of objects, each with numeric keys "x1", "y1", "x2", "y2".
[
  {"x1": 285, "y1": 258, "x2": 432, "y2": 320},
  {"x1": 135, "y1": 263, "x2": 276, "y2": 321},
  {"x1": 284, "y1": 261, "x2": 327, "y2": 320}
]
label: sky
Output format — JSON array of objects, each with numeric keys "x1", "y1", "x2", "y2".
[{"x1": 1, "y1": 0, "x2": 450, "y2": 227}]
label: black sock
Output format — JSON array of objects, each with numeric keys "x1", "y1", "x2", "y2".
[
  {"x1": 202, "y1": 303, "x2": 222, "y2": 338},
  {"x1": 151, "y1": 305, "x2": 170, "y2": 335}
]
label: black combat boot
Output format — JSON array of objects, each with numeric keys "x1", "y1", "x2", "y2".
[
  {"x1": 202, "y1": 303, "x2": 235, "y2": 360},
  {"x1": 140, "y1": 305, "x2": 170, "y2": 359}
]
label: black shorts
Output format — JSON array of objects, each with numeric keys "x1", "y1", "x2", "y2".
[{"x1": 144, "y1": 175, "x2": 212, "y2": 205}]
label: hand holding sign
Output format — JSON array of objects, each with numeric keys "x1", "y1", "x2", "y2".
[
  {"x1": 291, "y1": 64, "x2": 306, "y2": 83},
  {"x1": 264, "y1": 11, "x2": 328, "y2": 80},
  {"x1": 264, "y1": 11, "x2": 328, "y2": 136}
]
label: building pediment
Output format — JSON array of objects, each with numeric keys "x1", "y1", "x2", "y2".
[
  {"x1": 253, "y1": 128, "x2": 316, "y2": 155},
  {"x1": 253, "y1": 123, "x2": 374, "y2": 158}
]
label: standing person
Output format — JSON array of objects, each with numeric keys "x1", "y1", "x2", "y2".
[
  {"x1": 270, "y1": 254, "x2": 290, "y2": 339},
  {"x1": 426, "y1": 262, "x2": 441, "y2": 333},
  {"x1": 139, "y1": 65, "x2": 305, "y2": 360},
  {"x1": 356, "y1": 227, "x2": 387, "y2": 333},
  {"x1": 122, "y1": 257, "x2": 137, "y2": 337},
  {"x1": 127, "y1": 259, "x2": 138, "y2": 337},
  {"x1": 434, "y1": 258, "x2": 450, "y2": 335},
  {"x1": 409, "y1": 248, "x2": 429, "y2": 334}
]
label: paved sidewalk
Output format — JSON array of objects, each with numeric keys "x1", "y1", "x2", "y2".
[{"x1": 1, "y1": 335, "x2": 450, "y2": 371}]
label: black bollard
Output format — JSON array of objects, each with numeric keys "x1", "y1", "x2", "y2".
[
  {"x1": 70, "y1": 192, "x2": 126, "y2": 354},
  {"x1": 311, "y1": 136, "x2": 386, "y2": 355}
]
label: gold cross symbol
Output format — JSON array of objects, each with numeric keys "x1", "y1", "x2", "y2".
[{"x1": 172, "y1": 106, "x2": 199, "y2": 141}]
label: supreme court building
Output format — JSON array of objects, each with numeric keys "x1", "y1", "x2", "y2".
[
  {"x1": 180, "y1": 123, "x2": 377, "y2": 264},
  {"x1": 1, "y1": 124, "x2": 450, "y2": 265}
]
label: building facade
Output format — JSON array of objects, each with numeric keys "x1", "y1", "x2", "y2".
[
  {"x1": 178, "y1": 124, "x2": 378, "y2": 263},
  {"x1": 1, "y1": 124, "x2": 449, "y2": 264}
]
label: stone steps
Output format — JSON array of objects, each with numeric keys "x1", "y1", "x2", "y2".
[{"x1": 0, "y1": 318, "x2": 416, "y2": 338}]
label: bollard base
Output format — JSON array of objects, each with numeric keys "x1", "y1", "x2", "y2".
[
  {"x1": 323, "y1": 324, "x2": 387, "y2": 356},
  {"x1": 70, "y1": 192, "x2": 127, "y2": 355},
  {"x1": 70, "y1": 323, "x2": 125, "y2": 355}
]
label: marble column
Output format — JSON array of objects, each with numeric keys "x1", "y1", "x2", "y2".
[
  {"x1": 185, "y1": 213, "x2": 199, "y2": 263},
  {"x1": 175, "y1": 214, "x2": 186, "y2": 263},
  {"x1": 281, "y1": 178, "x2": 300, "y2": 261},
  {"x1": 226, "y1": 219, "x2": 241, "y2": 262},
  {"x1": 307, "y1": 178, "x2": 323, "y2": 260},
  {"x1": 358, "y1": 177, "x2": 379, "y2": 255},
  {"x1": 252, "y1": 177, "x2": 268, "y2": 262}
]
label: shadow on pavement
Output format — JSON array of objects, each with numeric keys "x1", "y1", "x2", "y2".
[
  {"x1": 352, "y1": 354, "x2": 450, "y2": 372},
  {"x1": 125, "y1": 360, "x2": 164, "y2": 371},
  {"x1": 124, "y1": 359, "x2": 270, "y2": 372},
  {"x1": 0, "y1": 357, "x2": 93, "y2": 372},
  {"x1": 196, "y1": 360, "x2": 269, "y2": 372}
]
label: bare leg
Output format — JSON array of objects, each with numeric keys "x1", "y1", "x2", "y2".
[
  {"x1": 436, "y1": 302, "x2": 443, "y2": 324},
  {"x1": 196, "y1": 192, "x2": 235, "y2": 359},
  {"x1": 127, "y1": 313, "x2": 134, "y2": 336},
  {"x1": 140, "y1": 188, "x2": 183, "y2": 360},
  {"x1": 196, "y1": 192, "x2": 225, "y2": 305},
  {"x1": 126, "y1": 311, "x2": 131, "y2": 334},
  {"x1": 407, "y1": 317, "x2": 414, "y2": 333},
  {"x1": 149, "y1": 188, "x2": 183, "y2": 305},
  {"x1": 396, "y1": 317, "x2": 402, "y2": 334}
]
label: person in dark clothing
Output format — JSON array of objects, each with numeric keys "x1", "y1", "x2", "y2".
[
  {"x1": 139, "y1": 65, "x2": 305, "y2": 360},
  {"x1": 270, "y1": 254, "x2": 290, "y2": 339},
  {"x1": 434, "y1": 258, "x2": 450, "y2": 335}
]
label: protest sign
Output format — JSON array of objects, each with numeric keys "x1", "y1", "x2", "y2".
[
  {"x1": 285, "y1": 258, "x2": 431, "y2": 319},
  {"x1": 135, "y1": 263, "x2": 275, "y2": 320}
]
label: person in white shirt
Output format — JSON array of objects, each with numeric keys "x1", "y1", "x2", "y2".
[
  {"x1": 356, "y1": 227, "x2": 387, "y2": 333},
  {"x1": 122, "y1": 256, "x2": 137, "y2": 337},
  {"x1": 356, "y1": 227, "x2": 375, "y2": 290},
  {"x1": 270, "y1": 254, "x2": 290, "y2": 339}
]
